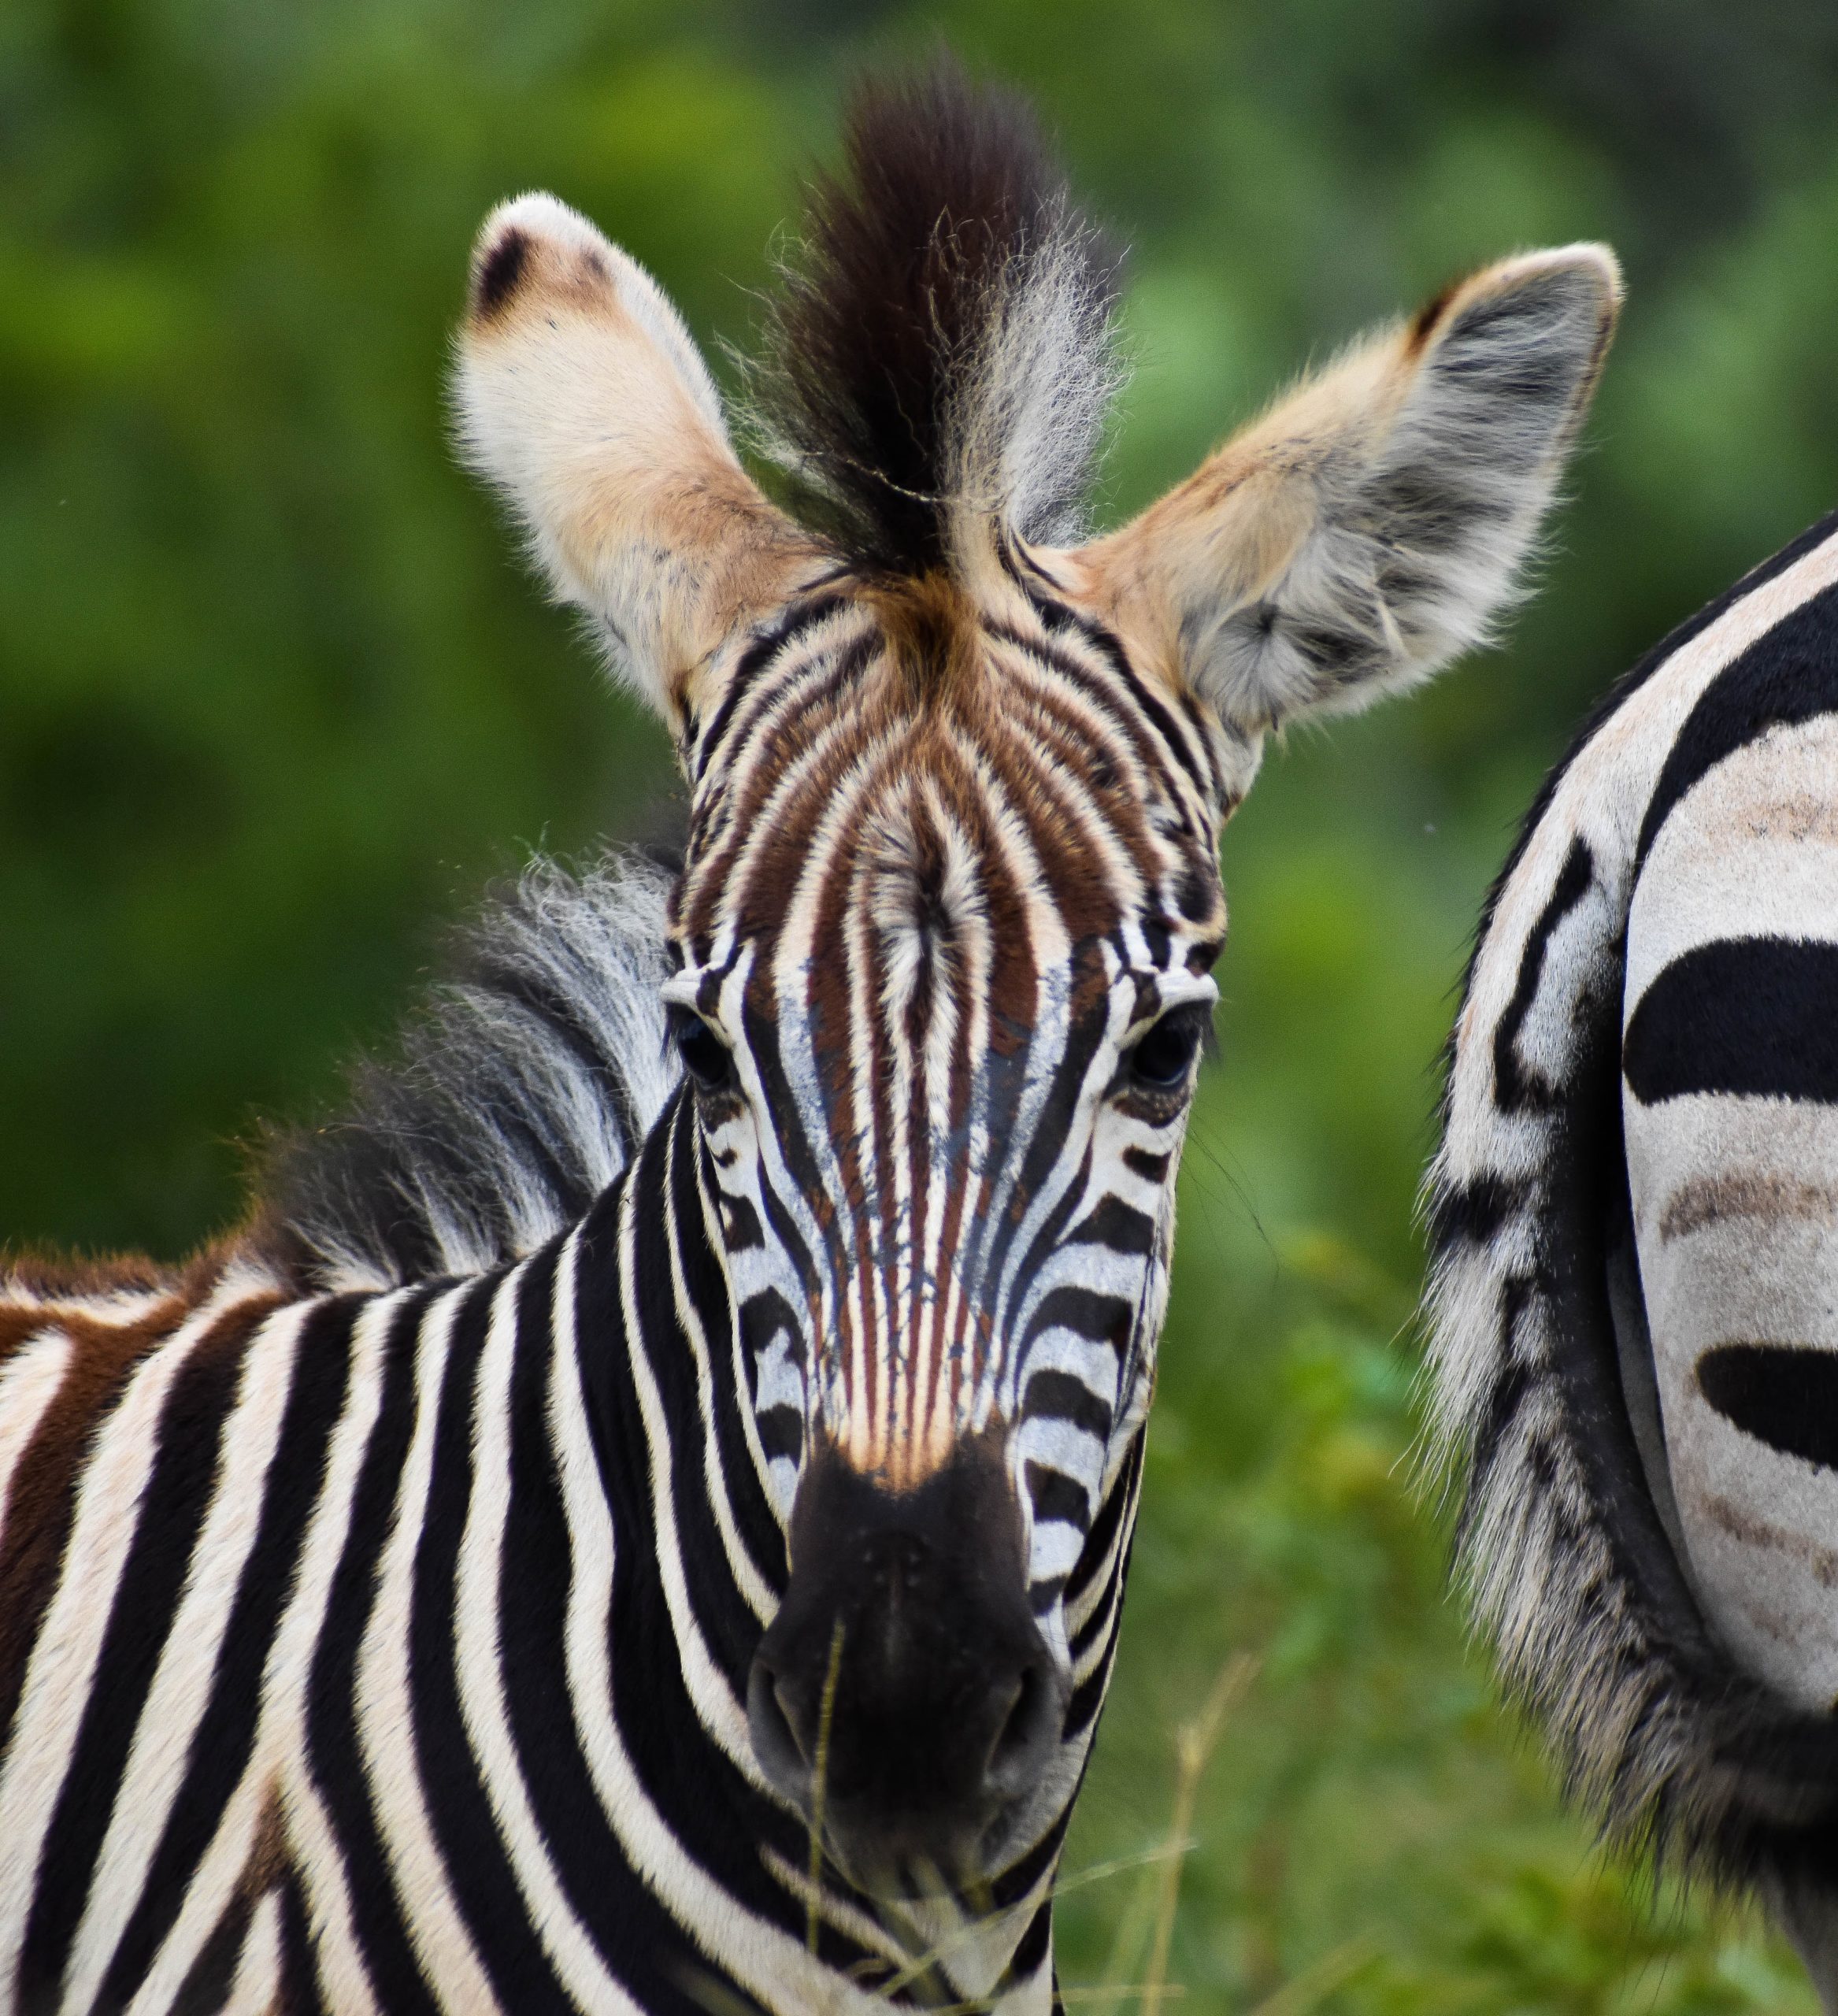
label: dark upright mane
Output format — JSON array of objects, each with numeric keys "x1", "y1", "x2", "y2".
[{"x1": 749, "y1": 57, "x2": 1123, "y2": 578}]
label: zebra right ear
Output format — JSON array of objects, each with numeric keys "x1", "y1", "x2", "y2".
[
  {"x1": 1066, "y1": 245, "x2": 1621, "y2": 739},
  {"x1": 453, "y1": 195, "x2": 819, "y2": 740}
]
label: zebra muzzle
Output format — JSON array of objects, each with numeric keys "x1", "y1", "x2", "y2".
[{"x1": 747, "y1": 1436, "x2": 1066, "y2": 1895}]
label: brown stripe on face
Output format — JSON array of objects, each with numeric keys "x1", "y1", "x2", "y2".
[
  {"x1": 988, "y1": 619, "x2": 1195, "y2": 829},
  {"x1": 806, "y1": 727, "x2": 1045, "y2": 1470},
  {"x1": 923, "y1": 724, "x2": 1041, "y2": 1050},
  {"x1": 678, "y1": 626, "x2": 882, "y2": 950},
  {"x1": 981, "y1": 627, "x2": 1222, "y2": 942},
  {"x1": 969, "y1": 702, "x2": 1138, "y2": 939},
  {"x1": 802, "y1": 739, "x2": 917, "y2": 1440},
  {"x1": 1659, "y1": 1171, "x2": 1838, "y2": 1244},
  {"x1": 676, "y1": 569, "x2": 1225, "y2": 1484},
  {"x1": 0, "y1": 1271, "x2": 281, "y2": 1747}
]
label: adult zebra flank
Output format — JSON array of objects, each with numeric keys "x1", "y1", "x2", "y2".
[
  {"x1": 0, "y1": 61, "x2": 1621, "y2": 2016},
  {"x1": 1426, "y1": 510, "x2": 1838, "y2": 2007}
]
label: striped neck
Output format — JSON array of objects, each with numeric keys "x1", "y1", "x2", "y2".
[{"x1": 569, "y1": 1091, "x2": 1081, "y2": 2005}]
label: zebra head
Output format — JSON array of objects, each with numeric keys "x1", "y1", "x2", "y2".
[{"x1": 454, "y1": 66, "x2": 1617, "y2": 1899}]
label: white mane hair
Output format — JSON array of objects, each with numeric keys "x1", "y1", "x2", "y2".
[{"x1": 259, "y1": 850, "x2": 680, "y2": 1293}]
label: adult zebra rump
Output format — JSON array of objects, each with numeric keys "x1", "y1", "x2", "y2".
[
  {"x1": 0, "y1": 63, "x2": 1619, "y2": 2016},
  {"x1": 1427, "y1": 511, "x2": 1838, "y2": 2004}
]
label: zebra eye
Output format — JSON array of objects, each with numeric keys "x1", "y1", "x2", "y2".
[
  {"x1": 675, "y1": 1013, "x2": 736, "y2": 1096},
  {"x1": 1125, "y1": 1007, "x2": 1207, "y2": 1093}
]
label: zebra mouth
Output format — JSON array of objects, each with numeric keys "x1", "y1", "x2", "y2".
[{"x1": 748, "y1": 1436, "x2": 1069, "y2": 1896}]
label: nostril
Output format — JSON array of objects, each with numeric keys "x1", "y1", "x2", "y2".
[
  {"x1": 986, "y1": 1662, "x2": 1053, "y2": 1789},
  {"x1": 747, "y1": 1658, "x2": 814, "y2": 1799},
  {"x1": 774, "y1": 1678, "x2": 812, "y2": 1770},
  {"x1": 991, "y1": 1671, "x2": 1032, "y2": 1769}
]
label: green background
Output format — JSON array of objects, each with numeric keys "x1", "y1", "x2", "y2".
[{"x1": 6, "y1": 1, "x2": 1838, "y2": 2006}]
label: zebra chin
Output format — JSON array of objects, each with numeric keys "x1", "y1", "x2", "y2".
[{"x1": 747, "y1": 1434, "x2": 1071, "y2": 1898}]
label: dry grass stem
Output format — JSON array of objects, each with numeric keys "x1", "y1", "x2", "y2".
[
  {"x1": 1058, "y1": 1839, "x2": 1204, "y2": 1902},
  {"x1": 865, "y1": 1840, "x2": 1200, "y2": 2010},
  {"x1": 1139, "y1": 1651, "x2": 1259, "y2": 2016},
  {"x1": 677, "y1": 1965, "x2": 765, "y2": 2016},
  {"x1": 808, "y1": 1620, "x2": 847, "y2": 1954},
  {"x1": 1056, "y1": 1988, "x2": 1189, "y2": 2005},
  {"x1": 921, "y1": 1992, "x2": 1189, "y2": 2015}
]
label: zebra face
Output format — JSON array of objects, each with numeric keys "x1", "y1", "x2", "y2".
[
  {"x1": 664, "y1": 591, "x2": 1226, "y2": 1884},
  {"x1": 454, "y1": 109, "x2": 1617, "y2": 1907}
]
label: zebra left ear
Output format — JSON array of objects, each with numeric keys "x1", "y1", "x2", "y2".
[
  {"x1": 453, "y1": 194, "x2": 819, "y2": 738},
  {"x1": 1068, "y1": 245, "x2": 1621, "y2": 734}
]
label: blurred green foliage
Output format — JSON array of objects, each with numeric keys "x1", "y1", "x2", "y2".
[{"x1": 6, "y1": 0, "x2": 1838, "y2": 2005}]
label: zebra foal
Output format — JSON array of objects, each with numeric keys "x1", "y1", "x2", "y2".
[
  {"x1": 1428, "y1": 511, "x2": 1838, "y2": 2003},
  {"x1": 0, "y1": 62, "x2": 1618, "y2": 2016}
]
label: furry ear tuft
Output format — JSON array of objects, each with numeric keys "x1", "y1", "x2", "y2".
[
  {"x1": 746, "y1": 57, "x2": 1124, "y2": 580},
  {"x1": 1072, "y1": 244, "x2": 1621, "y2": 736},
  {"x1": 453, "y1": 193, "x2": 814, "y2": 731}
]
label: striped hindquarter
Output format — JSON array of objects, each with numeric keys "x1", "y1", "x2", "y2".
[
  {"x1": 1427, "y1": 509, "x2": 1838, "y2": 1985},
  {"x1": 0, "y1": 1097, "x2": 1142, "y2": 2014}
]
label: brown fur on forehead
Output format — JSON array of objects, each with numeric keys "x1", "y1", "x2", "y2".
[
  {"x1": 800, "y1": 747, "x2": 1051, "y2": 1069},
  {"x1": 679, "y1": 587, "x2": 1222, "y2": 959},
  {"x1": 681, "y1": 669, "x2": 1208, "y2": 976},
  {"x1": 861, "y1": 569, "x2": 984, "y2": 701}
]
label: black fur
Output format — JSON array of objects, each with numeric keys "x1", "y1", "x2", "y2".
[
  {"x1": 749, "y1": 56, "x2": 1120, "y2": 576},
  {"x1": 1634, "y1": 576, "x2": 1838, "y2": 875},
  {"x1": 1624, "y1": 937, "x2": 1838, "y2": 1106},
  {"x1": 1699, "y1": 1346, "x2": 1838, "y2": 1473},
  {"x1": 475, "y1": 227, "x2": 529, "y2": 318},
  {"x1": 1458, "y1": 505, "x2": 1838, "y2": 998}
]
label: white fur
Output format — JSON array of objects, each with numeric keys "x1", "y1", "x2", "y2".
[
  {"x1": 452, "y1": 195, "x2": 812, "y2": 724},
  {"x1": 61, "y1": 1302, "x2": 311, "y2": 2016},
  {"x1": 1071, "y1": 246, "x2": 1620, "y2": 739},
  {"x1": 1625, "y1": 713, "x2": 1838, "y2": 1709},
  {"x1": 0, "y1": 1263, "x2": 275, "y2": 1999}
]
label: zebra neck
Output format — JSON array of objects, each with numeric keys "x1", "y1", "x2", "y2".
[
  {"x1": 431, "y1": 1145, "x2": 916, "y2": 2013},
  {"x1": 569, "y1": 1086, "x2": 789, "y2": 1746},
  {"x1": 561, "y1": 1106, "x2": 1065, "y2": 2007}
]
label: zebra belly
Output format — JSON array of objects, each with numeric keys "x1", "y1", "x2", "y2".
[{"x1": 1624, "y1": 713, "x2": 1838, "y2": 1712}]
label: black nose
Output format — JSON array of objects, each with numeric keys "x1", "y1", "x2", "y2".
[{"x1": 748, "y1": 1438, "x2": 1065, "y2": 1891}]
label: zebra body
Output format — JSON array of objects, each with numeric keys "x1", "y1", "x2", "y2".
[
  {"x1": 3, "y1": 61, "x2": 1620, "y2": 2016},
  {"x1": 1429, "y1": 510, "x2": 1838, "y2": 2002},
  {"x1": 0, "y1": 1069, "x2": 1096, "y2": 2014}
]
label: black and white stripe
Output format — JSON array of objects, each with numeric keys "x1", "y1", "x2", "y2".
[
  {"x1": 2, "y1": 1047, "x2": 1147, "y2": 2011},
  {"x1": 1426, "y1": 508, "x2": 1838, "y2": 1999},
  {"x1": 1, "y1": 57, "x2": 1624, "y2": 2015}
]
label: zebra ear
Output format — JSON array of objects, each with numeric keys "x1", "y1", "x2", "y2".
[
  {"x1": 453, "y1": 194, "x2": 817, "y2": 736},
  {"x1": 1069, "y1": 246, "x2": 1621, "y2": 735}
]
